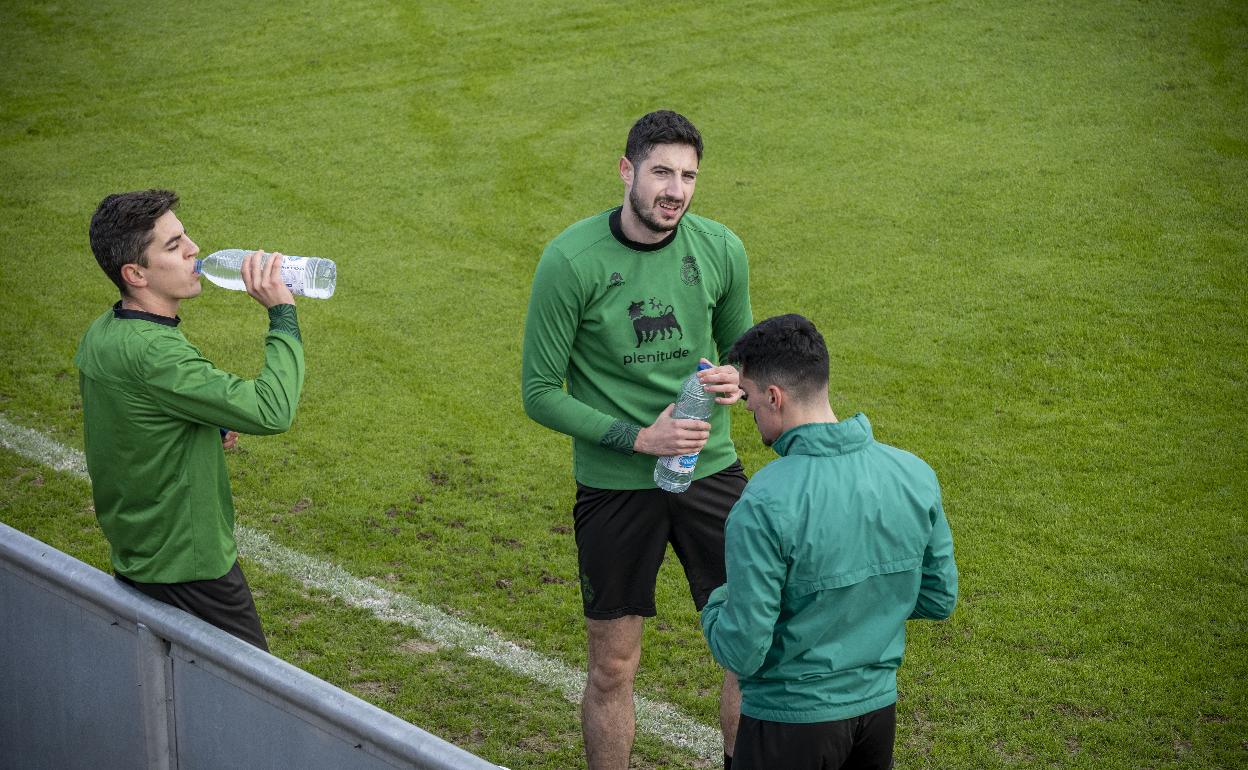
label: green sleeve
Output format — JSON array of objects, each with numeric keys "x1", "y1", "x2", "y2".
[
  {"x1": 701, "y1": 491, "x2": 785, "y2": 677},
  {"x1": 143, "y1": 307, "x2": 306, "y2": 435},
  {"x1": 521, "y1": 245, "x2": 640, "y2": 454},
  {"x1": 910, "y1": 489, "x2": 959, "y2": 620},
  {"x1": 711, "y1": 229, "x2": 753, "y2": 359}
]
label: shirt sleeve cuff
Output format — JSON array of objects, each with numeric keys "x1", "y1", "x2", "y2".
[
  {"x1": 266, "y1": 304, "x2": 301, "y2": 343},
  {"x1": 599, "y1": 420, "x2": 641, "y2": 455}
]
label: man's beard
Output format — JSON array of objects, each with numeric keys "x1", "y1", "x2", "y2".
[{"x1": 629, "y1": 186, "x2": 686, "y2": 234}]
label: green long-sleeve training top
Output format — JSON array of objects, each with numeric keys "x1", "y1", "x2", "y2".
[
  {"x1": 522, "y1": 207, "x2": 753, "y2": 489},
  {"x1": 75, "y1": 302, "x2": 304, "y2": 583}
]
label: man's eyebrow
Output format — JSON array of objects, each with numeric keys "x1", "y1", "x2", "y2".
[
  {"x1": 163, "y1": 232, "x2": 184, "y2": 249},
  {"x1": 651, "y1": 163, "x2": 697, "y2": 176}
]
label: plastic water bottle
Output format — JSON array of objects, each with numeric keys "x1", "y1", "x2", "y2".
[
  {"x1": 654, "y1": 362, "x2": 714, "y2": 493},
  {"x1": 196, "y1": 249, "x2": 337, "y2": 299}
]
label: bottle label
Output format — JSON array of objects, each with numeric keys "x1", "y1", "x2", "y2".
[
  {"x1": 278, "y1": 257, "x2": 308, "y2": 295},
  {"x1": 659, "y1": 452, "x2": 699, "y2": 473}
]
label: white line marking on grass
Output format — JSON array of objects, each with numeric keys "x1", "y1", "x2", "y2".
[
  {"x1": 0, "y1": 414, "x2": 722, "y2": 761},
  {"x1": 0, "y1": 417, "x2": 89, "y2": 476}
]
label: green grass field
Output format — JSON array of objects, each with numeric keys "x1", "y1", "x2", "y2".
[{"x1": 1, "y1": 1, "x2": 1245, "y2": 767}]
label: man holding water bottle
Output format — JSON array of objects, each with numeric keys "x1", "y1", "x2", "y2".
[
  {"x1": 522, "y1": 111, "x2": 753, "y2": 769},
  {"x1": 75, "y1": 189, "x2": 305, "y2": 650}
]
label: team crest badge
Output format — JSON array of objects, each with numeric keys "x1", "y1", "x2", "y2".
[{"x1": 680, "y1": 255, "x2": 700, "y2": 286}]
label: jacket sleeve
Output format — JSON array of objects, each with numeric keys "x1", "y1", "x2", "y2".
[
  {"x1": 701, "y1": 492, "x2": 785, "y2": 677},
  {"x1": 143, "y1": 305, "x2": 306, "y2": 435},
  {"x1": 711, "y1": 228, "x2": 753, "y2": 359},
  {"x1": 910, "y1": 489, "x2": 958, "y2": 620},
  {"x1": 521, "y1": 244, "x2": 637, "y2": 452}
]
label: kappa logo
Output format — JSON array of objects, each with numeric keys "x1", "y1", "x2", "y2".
[
  {"x1": 628, "y1": 298, "x2": 684, "y2": 348},
  {"x1": 608, "y1": 271, "x2": 625, "y2": 288},
  {"x1": 680, "y1": 255, "x2": 700, "y2": 286}
]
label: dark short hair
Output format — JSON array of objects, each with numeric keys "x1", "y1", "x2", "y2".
[
  {"x1": 88, "y1": 189, "x2": 179, "y2": 294},
  {"x1": 727, "y1": 314, "x2": 829, "y2": 399},
  {"x1": 624, "y1": 110, "x2": 703, "y2": 165}
]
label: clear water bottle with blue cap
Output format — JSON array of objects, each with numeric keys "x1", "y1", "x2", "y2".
[
  {"x1": 196, "y1": 248, "x2": 337, "y2": 299},
  {"x1": 654, "y1": 362, "x2": 715, "y2": 493}
]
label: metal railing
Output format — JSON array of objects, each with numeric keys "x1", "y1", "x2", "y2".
[{"x1": 0, "y1": 522, "x2": 502, "y2": 770}]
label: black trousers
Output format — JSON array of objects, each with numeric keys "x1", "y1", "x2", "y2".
[
  {"x1": 733, "y1": 703, "x2": 896, "y2": 770},
  {"x1": 116, "y1": 560, "x2": 269, "y2": 651}
]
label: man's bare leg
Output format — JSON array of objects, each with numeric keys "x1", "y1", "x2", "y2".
[
  {"x1": 721, "y1": 669, "x2": 741, "y2": 761},
  {"x1": 583, "y1": 615, "x2": 645, "y2": 770}
]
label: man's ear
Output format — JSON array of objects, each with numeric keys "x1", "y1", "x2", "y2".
[
  {"x1": 619, "y1": 156, "x2": 633, "y2": 186},
  {"x1": 767, "y1": 384, "x2": 784, "y2": 411},
  {"x1": 120, "y1": 263, "x2": 146, "y2": 289}
]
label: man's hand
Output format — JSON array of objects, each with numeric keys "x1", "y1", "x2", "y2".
[
  {"x1": 241, "y1": 250, "x2": 295, "y2": 308},
  {"x1": 221, "y1": 430, "x2": 239, "y2": 451},
  {"x1": 696, "y1": 358, "x2": 744, "y2": 405},
  {"x1": 634, "y1": 403, "x2": 711, "y2": 457}
]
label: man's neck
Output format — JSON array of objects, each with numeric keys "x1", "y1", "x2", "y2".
[
  {"x1": 781, "y1": 402, "x2": 838, "y2": 435},
  {"x1": 618, "y1": 203, "x2": 668, "y2": 245},
  {"x1": 120, "y1": 293, "x2": 179, "y2": 319}
]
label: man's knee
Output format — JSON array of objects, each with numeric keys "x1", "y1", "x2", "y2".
[
  {"x1": 587, "y1": 650, "x2": 640, "y2": 693},
  {"x1": 586, "y1": 616, "x2": 643, "y2": 693}
]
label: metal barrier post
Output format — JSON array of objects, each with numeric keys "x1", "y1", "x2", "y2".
[{"x1": 137, "y1": 622, "x2": 175, "y2": 770}]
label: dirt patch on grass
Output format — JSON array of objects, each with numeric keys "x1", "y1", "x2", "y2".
[
  {"x1": 352, "y1": 680, "x2": 394, "y2": 699},
  {"x1": 517, "y1": 730, "x2": 579, "y2": 753},
  {"x1": 398, "y1": 638, "x2": 441, "y2": 655},
  {"x1": 991, "y1": 738, "x2": 1035, "y2": 764},
  {"x1": 1053, "y1": 702, "x2": 1111, "y2": 721}
]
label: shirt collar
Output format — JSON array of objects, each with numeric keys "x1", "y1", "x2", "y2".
[
  {"x1": 608, "y1": 206, "x2": 679, "y2": 252},
  {"x1": 112, "y1": 300, "x2": 180, "y2": 327}
]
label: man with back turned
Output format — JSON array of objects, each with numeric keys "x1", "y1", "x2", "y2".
[{"x1": 702, "y1": 313, "x2": 958, "y2": 769}]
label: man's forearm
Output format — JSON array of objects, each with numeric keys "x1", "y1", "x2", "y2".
[{"x1": 267, "y1": 303, "x2": 300, "y2": 342}]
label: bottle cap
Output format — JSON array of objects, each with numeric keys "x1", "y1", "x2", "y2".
[
  {"x1": 696, "y1": 362, "x2": 713, "y2": 371},
  {"x1": 193, "y1": 259, "x2": 203, "y2": 275}
]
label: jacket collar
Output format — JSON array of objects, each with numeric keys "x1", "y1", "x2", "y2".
[{"x1": 772, "y1": 413, "x2": 874, "y2": 458}]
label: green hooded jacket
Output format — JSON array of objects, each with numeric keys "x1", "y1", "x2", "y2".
[{"x1": 701, "y1": 414, "x2": 958, "y2": 723}]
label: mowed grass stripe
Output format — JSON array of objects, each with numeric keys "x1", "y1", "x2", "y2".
[{"x1": 0, "y1": 413, "x2": 722, "y2": 762}]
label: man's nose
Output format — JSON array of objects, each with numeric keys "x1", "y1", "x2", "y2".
[{"x1": 186, "y1": 237, "x2": 200, "y2": 258}]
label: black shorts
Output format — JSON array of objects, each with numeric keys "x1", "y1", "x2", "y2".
[
  {"x1": 116, "y1": 560, "x2": 269, "y2": 651},
  {"x1": 573, "y1": 461, "x2": 747, "y2": 619},
  {"x1": 733, "y1": 704, "x2": 896, "y2": 770}
]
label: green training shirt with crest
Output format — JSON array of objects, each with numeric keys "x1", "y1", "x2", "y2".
[{"x1": 522, "y1": 207, "x2": 753, "y2": 489}]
